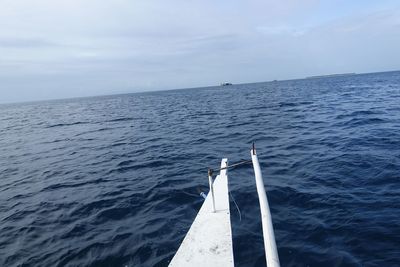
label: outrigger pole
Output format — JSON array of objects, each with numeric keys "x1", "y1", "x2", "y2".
[{"x1": 251, "y1": 144, "x2": 280, "y2": 267}]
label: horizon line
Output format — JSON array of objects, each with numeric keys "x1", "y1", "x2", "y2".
[{"x1": 1, "y1": 69, "x2": 399, "y2": 106}]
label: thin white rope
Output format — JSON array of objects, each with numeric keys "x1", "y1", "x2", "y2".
[{"x1": 229, "y1": 190, "x2": 242, "y2": 222}]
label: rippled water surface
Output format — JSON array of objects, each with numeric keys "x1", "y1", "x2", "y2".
[{"x1": 1, "y1": 71, "x2": 400, "y2": 267}]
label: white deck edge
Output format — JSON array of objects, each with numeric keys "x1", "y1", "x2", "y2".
[{"x1": 169, "y1": 158, "x2": 234, "y2": 267}]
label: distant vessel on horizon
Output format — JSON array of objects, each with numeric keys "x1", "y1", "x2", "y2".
[{"x1": 220, "y1": 82, "x2": 233, "y2": 86}]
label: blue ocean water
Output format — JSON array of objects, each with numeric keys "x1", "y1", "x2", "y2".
[{"x1": 1, "y1": 71, "x2": 400, "y2": 267}]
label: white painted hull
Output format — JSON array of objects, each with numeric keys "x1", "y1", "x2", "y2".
[{"x1": 169, "y1": 159, "x2": 234, "y2": 267}]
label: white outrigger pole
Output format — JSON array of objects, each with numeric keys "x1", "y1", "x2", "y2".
[{"x1": 251, "y1": 145, "x2": 280, "y2": 267}]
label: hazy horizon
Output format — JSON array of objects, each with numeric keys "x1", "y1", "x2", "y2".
[
  {"x1": 1, "y1": 0, "x2": 400, "y2": 103},
  {"x1": 2, "y1": 69, "x2": 398, "y2": 105}
]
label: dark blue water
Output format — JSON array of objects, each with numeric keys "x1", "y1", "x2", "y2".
[{"x1": 1, "y1": 71, "x2": 400, "y2": 267}]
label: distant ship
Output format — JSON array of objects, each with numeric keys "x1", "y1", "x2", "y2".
[{"x1": 220, "y1": 82, "x2": 233, "y2": 86}]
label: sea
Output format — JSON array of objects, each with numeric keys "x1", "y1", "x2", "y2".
[{"x1": 0, "y1": 71, "x2": 399, "y2": 267}]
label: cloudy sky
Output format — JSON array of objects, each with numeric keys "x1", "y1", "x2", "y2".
[{"x1": 1, "y1": 0, "x2": 400, "y2": 103}]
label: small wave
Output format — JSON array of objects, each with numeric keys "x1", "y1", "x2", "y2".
[
  {"x1": 96, "y1": 206, "x2": 134, "y2": 222},
  {"x1": 109, "y1": 159, "x2": 171, "y2": 174},
  {"x1": 336, "y1": 110, "x2": 382, "y2": 119},
  {"x1": 343, "y1": 117, "x2": 386, "y2": 126},
  {"x1": 279, "y1": 102, "x2": 298, "y2": 107},
  {"x1": 105, "y1": 117, "x2": 138, "y2": 123},
  {"x1": 40, "y1": 178, "x2": 109, "y2": 193},
  {"x1": 46, "y1": 121, "x2": 90, "y2": 128}
]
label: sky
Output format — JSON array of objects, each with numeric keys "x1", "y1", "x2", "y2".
[{"x1": 1, "y1": 0, "x2": 400, "y2": 103}]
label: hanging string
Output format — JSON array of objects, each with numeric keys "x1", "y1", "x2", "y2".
[{"x1": 229, "y1": 190, "x2": 242, "y2": 222}]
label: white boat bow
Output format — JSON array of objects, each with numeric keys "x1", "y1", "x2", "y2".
[{"x1": 170, "y1": 146, "x2": 280, "y2": 267}]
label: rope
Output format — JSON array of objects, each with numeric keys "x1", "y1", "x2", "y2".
[
  {"x1": 207, "y1": 159, "x2": 249, "y2": 221},
  {"x1": 229, "y1": 190, "x2": 242, "y2": 222},
  {"x1": 209, "y1": 159, "x2": 252, "y2": 176}
]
